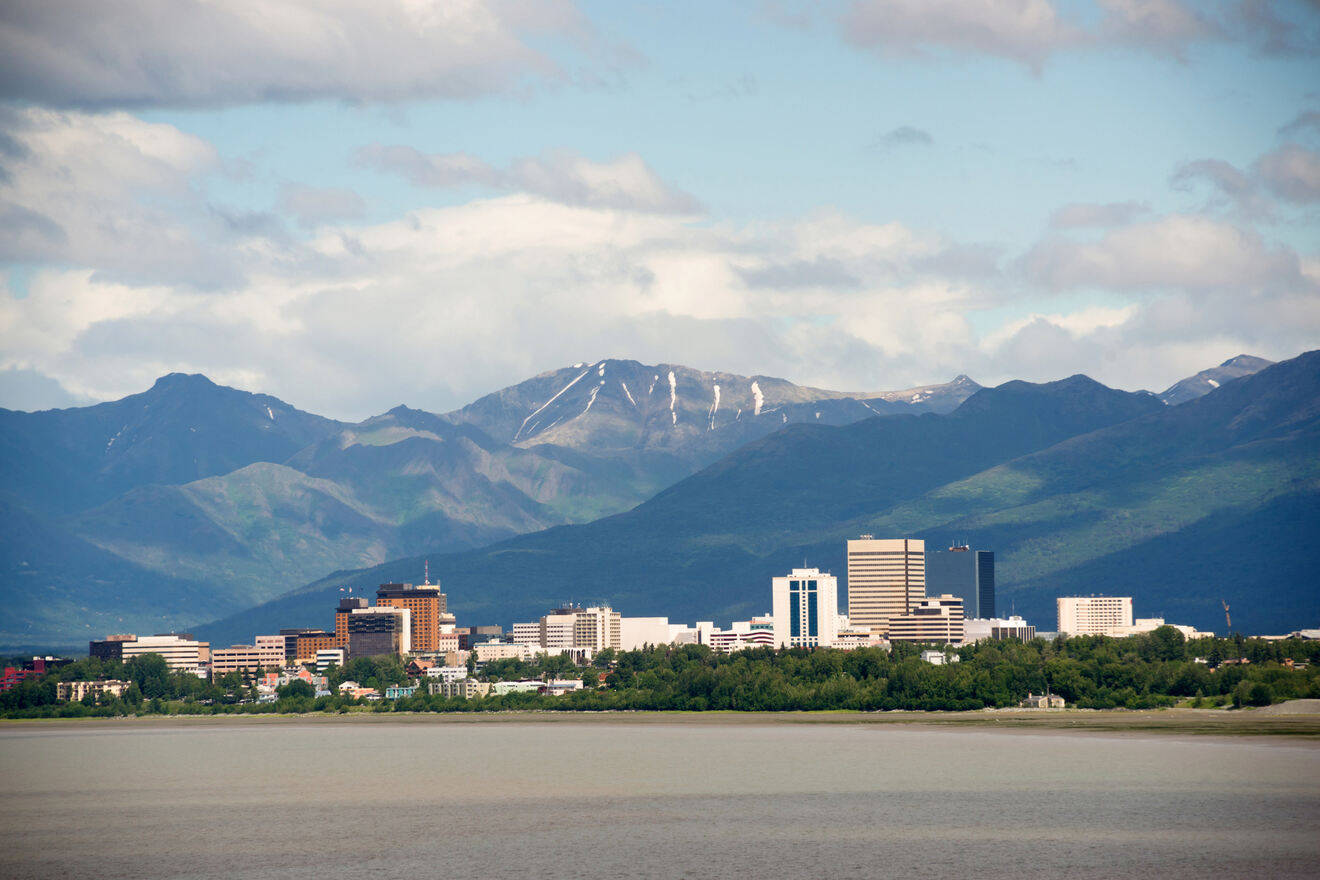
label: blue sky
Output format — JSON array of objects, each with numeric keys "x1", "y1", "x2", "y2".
[{"x1": 1, "y1": 0, "x2": 1318, "y2": 418}]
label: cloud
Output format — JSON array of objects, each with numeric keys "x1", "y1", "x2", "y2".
[
  {"x1": 359, "y1": 146, "x2": 704, "y2": 214},
  {"x1": 1255, "y1": 143, "x2": 1320, "y2": 203},
  {"x1": 279, "y1": 184, "x2": 367, "y2": 227},
  {"x1": 876, "y1": 126, "x2": 934, "y2": 149},
  {"x1": 1048, "y1": 201, "x2": 1150, "y2": 228},
  {"x1": 841, "y1": 0, "x2": 1079, "y2": 68},
  {"x1": 1233, "y1": 0, "x2": 1320, "y2": 56},
  {"x1": 1096, "y1": 0, "x2": 1220, "y2": 57},
  {"x1": 1, "y1": 112, "x2": 1313, "y2": 419},
  {"x1": 1169, "y1": 156, "x2": 1274, "y2": 219},
  {"x1": 0, "y1": 107, "x2": 250, "y2": 287},
  {"x1": 1021, "y1": 214, "x2": 1307, "y2": 292},
  {"x1": 0, "y1": 0, "x2": 605, "y2": 108},
  {"x1": 834, "y1": 0, "x2": 1313, "y2": 68},
  {"x1": 1279, "y1": 110, "x2": 1320, "y2": 139}
]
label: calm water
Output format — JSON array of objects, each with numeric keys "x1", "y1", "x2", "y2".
[{"x1": 1, "y1": 720, "x2": 1317, "y2": 879}]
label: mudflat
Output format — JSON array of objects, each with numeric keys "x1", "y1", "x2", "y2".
[{"x1": 6, "y1": 706, "x2": 1320, "y2": 740}]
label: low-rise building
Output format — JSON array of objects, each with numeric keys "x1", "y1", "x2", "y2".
[
  {"x1": 315, "y1": 648, "x2": 345, "y2": 672},
  {"x1": 210, "y1": 636, "x2": 286, "y2": 677},
  {"x1": 708, "y1": 616, "x2": 777, "y2": 653},
  {"x1": 384, "y1": 684, "x2": 418, "y2": 699},
  {"x1": 1020, "y1": 692, "x2": 1066, "y2": 709},
  {"x1": 57, "y1": 680, "x2": 132, "y2": 702},
  {"x1": 920, "y1": 650, "x2": 959, "y2": 665},
  {"x1": 474, "y1": 641, "x2": 533, "y2": 663},
  {"x1": 889, "y1": 595, "x2": 965, "y2": 645},
  {"x1": 490, "y1": 680, "x2": 544, "y2": 695},
  {"x1": 963, "y1": 616, "x2": 1037, "y2": 643},
  {"x1": 429, "y1": 679, "x2": 491, "y2": 699},
  {"x1": 424, "y1": 665, "x2": 469, "y2": 683}
]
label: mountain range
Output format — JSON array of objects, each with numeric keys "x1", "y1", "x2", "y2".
[
  {"x1": 191, "y1": 351, "x2": 1315, "y2": 646},
  {"x1": 0, "y1": 361, "x2": 982, "y2": 646}
]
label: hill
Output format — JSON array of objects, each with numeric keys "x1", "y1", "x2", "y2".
[
  {"x1": 195, "y1": 371, "x2": 1183, "y2": 643},
  {"x1": 2, "y1": 362, "x2": 977, "y2": 645},
  {"x1": 1158, "y1": 354, "x2": 1273, "y2": 406}
]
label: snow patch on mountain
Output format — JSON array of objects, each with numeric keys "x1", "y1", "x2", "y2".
[
  {"x1": 620, "y1": 381, "x2": 636, "y2": 407},
  {"x1": 668, "y1": 371, "x2": 677, "y2": 425},
  {"x1": 751, "y1": 381, "x2": 763, "y2": 416},
  {"x1": 708, "y1": 384, "x2": 720, "y2": 430},
  {"x1": 516, "y1": 368, "x2": 590, "y2": 440}
]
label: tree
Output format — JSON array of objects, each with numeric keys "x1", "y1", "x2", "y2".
[{"x1": 277, "y1": 680, "x2": 315, "y2": 700}]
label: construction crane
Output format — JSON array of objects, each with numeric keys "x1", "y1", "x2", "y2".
[{"x1": 1222, "y1": 600, "x2": 1231, "y2": 633}]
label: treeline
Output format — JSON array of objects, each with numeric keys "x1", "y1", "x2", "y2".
[{"x1": 2, "y1": 628, "x2": 1318, "y2": 718}]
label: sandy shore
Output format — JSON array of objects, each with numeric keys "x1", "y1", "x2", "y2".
[{"x1": 5, "y1": 707, "x2": 1319, "y2": 740}]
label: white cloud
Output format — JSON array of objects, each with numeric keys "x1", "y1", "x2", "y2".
[
  {"x1": 1, "y1": 112, "x2": 1315, "y2": 418},
  {"x1": 0, "y1": 0, "x2": 602, "y2": 108},
  {"x1": 0, "y1": 107, "x2": 243, "y2": 287},
  {"x1": 1021, "y1": 214, "x2": 1307, "y2": 292},
  {"x1": 359, "y1": 146, "x2": 703, "y2": 214}
]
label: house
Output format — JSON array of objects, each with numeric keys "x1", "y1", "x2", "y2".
[
  {"x1": 385, "y1": 684, "x2": 418, "y2": 699},
  {"x1": 1020, "y1": 692, "x2": 1066, "y2": 709}
]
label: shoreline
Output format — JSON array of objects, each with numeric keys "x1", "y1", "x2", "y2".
[{"x1": 5, "y1": 707, "x2": 1320, "y2": 740}]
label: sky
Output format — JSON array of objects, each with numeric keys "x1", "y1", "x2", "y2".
[{"x1": 0, "y1": 0, "x2": 1317, "y2": 420}]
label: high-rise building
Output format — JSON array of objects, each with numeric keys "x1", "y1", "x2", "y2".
[
  {"x1": 572, "y1": 606, "x2": 622, "y2": 652},
  {"x1": 1056, "y1": 596, "x2": 1133, "y2": 636},
  {"x1": 771, "y1": 568, "x2": 840, "y2": 648},
  {"x1": 335, "y1": 597, "x2": 368, "y2": 646},
  {"x1": 925, "y1": 545, "x2": 995, "y2": 619},
  {"x1": 846, "y1": 537, "x2": 925, "y2": 635},
  {"x1": 375, "y1": 581, "x2": 454, "y2": 653},
  {"x1": 346, "y1": 607, "x2": 411, "y2": 657},
  {"x1": 888, "y1": 595, "x2": 965, "y2": 644}
]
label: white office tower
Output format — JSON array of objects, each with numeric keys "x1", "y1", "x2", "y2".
[
  {"x1": 846, "y1": 537, "x2": 925, "y2": 636},
  {"x1": 1056, "y1": 596, "x2": 1134, "y2": 636},
  {"x1": 771, "y1": 568, "x2": 840, "y2": 648}
]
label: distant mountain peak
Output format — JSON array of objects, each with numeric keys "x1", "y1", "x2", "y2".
[
  {"x1": 150, "y1": 372, "x2": 218, "y2": 392},
  {"x1": 1159, "y1": 354, "x2": 1274, "y2": 406}
]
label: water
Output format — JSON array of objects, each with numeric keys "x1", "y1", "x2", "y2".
[{"x1": 1, "y1": 719, "x2": 1317, "y2": 879}]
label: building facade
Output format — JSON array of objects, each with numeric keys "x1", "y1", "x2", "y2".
[
  {"x1": 888, "y1": 595, "x2": 965, "y2": 645},
  {"x1": 57, "y1": 680, "x2": 132, "y2": 702},
  {"x1": 925, "y1": 546, "x2": 995, "y2": 619},
  {"x1": 117, "y1": 634, "x2": 210, "y2": 672},
  {"x1": 375, "y1": 582, "x2": 454, "y2": 653},
  {"x1": 1056, "y1": 596, "x2": 1134, "y2": 636},
  {"x1": 346, "y1": 607, "x2": 411, "y2": 657},
  {"x1": 210, "y1": 635, "x2": 287, "y2": 677},
  {"x1": 771, "y1": 568, "x2": 840, "y2": 648},
  {"x1": 846, "y1": 537, "x2": 926, "y2": 635}
]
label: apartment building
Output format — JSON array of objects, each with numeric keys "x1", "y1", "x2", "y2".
[
  {"x1": 1056, "y1": 596, "x2": 1133, "y2": 636},
  {"x1": 375, "y1": 582, "x2": 455, "y2": 653},
  {"x1": 115, "y1": 634, "x2": 210, "y2": 672}
]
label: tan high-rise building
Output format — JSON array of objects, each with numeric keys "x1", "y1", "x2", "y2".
[{"x1": 846, "y1": 537, "x2": 925, "y2": 635}]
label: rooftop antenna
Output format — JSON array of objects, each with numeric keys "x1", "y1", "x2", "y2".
[{"x1": 424, "y1": 559, "x2": 430, "y2": 585}]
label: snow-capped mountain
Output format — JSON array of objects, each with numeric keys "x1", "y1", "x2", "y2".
[{"x1": 443, "y1": 359, "x2": 980, "y2": 453}]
